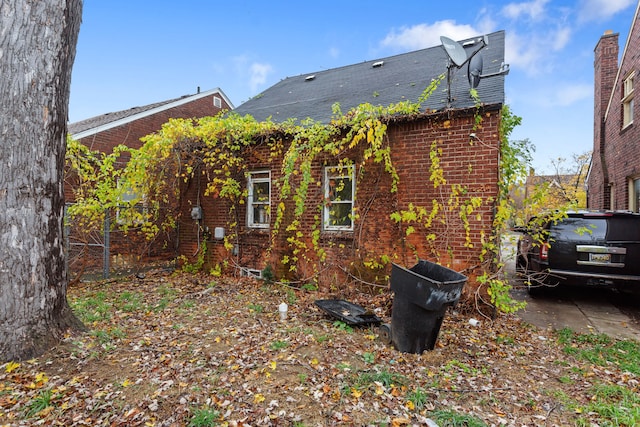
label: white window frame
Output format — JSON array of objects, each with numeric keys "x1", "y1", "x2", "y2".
[
  {"x1": 323, "y1": 165, "x2": 355, "y2": 231},
  {"x1": 213, "y1": 96, "x2": 222, "y2": 108},
  {"x1": 247, "y1": 170, "x2": 270, "y2": 228},
  {"x1": 116, "y1": 182, "x2": 147, "y2": 226},
  {"x1": 622, "y1": 71, "x2": 634, "y2": 128}
]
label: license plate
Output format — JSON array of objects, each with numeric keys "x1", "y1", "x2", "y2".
[{"x1": 590, "y1": 253, "x2": 611, "y2": 263}]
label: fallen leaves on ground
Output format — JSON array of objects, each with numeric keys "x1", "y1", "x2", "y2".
[{"x1": 0, "y1": 270, "x2": 638, "y2": 426}]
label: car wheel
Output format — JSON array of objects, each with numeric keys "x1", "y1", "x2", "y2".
[{"x1": 526, "y1": 284, "x2": 545, "y2": 297}]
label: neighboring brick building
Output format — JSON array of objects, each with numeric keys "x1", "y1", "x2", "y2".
[
  {"x1": 66, "y1": 88, "x2": 233, "y2": 275},
  {"x1": 176, "y1": 32, "x2": 509, "y2": 285},
  {"x1": 68, "y1": 88, "x2": 233, "y2": 170},
  {"x1": 588, "y1": 4, "x2": 640, "y2": 210}
]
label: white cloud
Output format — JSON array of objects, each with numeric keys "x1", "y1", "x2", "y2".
[
  {"x1": 328, "y1": 47, "x2": 340, "y2": 59},
  {"x1": 502, "y1": 0, "x2": 550, "y2": 21},
  {"x1": 380, "y1": 20, "x2": 480, "y2": 51},
  {"x1": 517, "y1": 82, "x2": 592, "y2": 109},
  {"x1": 551, "y1": 83, "x2": 592, "y2": 107},
  {"x1": 248, "y1": 62, "x2": 273, "y2": 92},
  {"x1": 553, "y1": 27, "x2": 572, "y2": 51},
  {"x1": 231, "y1": 55, "x2": 274, "y2": 94},
  {"x1": 475, "y1": 8, "x2": 498, "y2": 34},
  {"x1": 577, "y1": 0, "x2": 635, "y2": 22},
  {"x1": 505, "y1": 26, "x2": 573, "y2": 74}
]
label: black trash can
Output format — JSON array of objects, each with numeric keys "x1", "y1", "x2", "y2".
[{"x1": 388, "y1": 260, "x2": 467, "y2": 353}]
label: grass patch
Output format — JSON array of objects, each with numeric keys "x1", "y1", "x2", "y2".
[
  {"x1": 557, "y1": 328, "x2": 640, "y2": 375},
  {"x1": 556, "y1": 328, "x2": 640, "y2": 426},
  {"x1": 269, "y1": 340, "x2": 288, "y2": 351},
  {"x1": 152, "y1": 284, "x2": 178, "y2": 312},
  {"x1": 117, "y1": 291, "x2": 144, "y2": 312},
  {"x1": 248, "y1": 303, "x2": 264, "y2": 313},
  {"x1": 91, "y1": 327, "x2": 125, "y2": 352},
  {"x1": 333, "y1": 321, "x2": 353, "y2": 334},
  {"x1": 354, "y1": 368, "x2": 407, "y2": 388},
  {"x1": 24, "y1": 389, "x2": 55, "y2": 418},
  {"x1": 574, "y1": 384, "x2": 640, "y2": 426},
  {"x1": 430, "y1": 409, "x2": 487, "y2": 427},
  {"x1": 362, "y1": 352, "x2": 375, "y2": 364},
  {"x1": 407, "y1": 386, "x2": 430, "y2": 410},
  {"x1": 188, "y1": 406, "x2": 220, "y2": 426},
  {"x1": 70, "y1": 291, "x2": 112, "y2": 323},
  {"x1": 313, "y1": 332, "x2": 330, "y2": 343}
]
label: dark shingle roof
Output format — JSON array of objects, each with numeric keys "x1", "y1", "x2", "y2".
[
  {"x1": 234, "y1": 31, "x2": 506, "y2": 123},
  {"x1": 68, "y1": 99, "x2": 177, "y2": 135}
]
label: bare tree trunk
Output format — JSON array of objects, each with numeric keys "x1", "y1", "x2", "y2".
[{"x1": 0, "y1": 0, "x2": 85, "y2": 362}]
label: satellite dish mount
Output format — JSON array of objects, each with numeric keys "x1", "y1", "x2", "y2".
[{"x1": 439, "y1": 35, "x2": 509, "y2": 106}]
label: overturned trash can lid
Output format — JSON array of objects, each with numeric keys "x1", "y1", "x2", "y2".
[
  {"x1": 315, "y1": 299, "x2": 382, "y2": 326},
  {"x1": 388, "y1": 260, "x2": 467, "y2": 353}
]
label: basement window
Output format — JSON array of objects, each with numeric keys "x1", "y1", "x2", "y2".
[
  {"x1": 622, "y1": 71, "x2": 634, "y2": 128},
  {"x1": 247, "y1": 170, "x2": 270, "y2": 228},
  {"x1": 323, "y1": 165, "x2": 355, "y2": 231}
]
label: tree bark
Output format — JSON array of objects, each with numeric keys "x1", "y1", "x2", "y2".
[{"x1": 0, "y1": 0, "x2": 85, "y2": 362}]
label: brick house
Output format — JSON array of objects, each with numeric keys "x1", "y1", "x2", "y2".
[
  {"x1": 66, "y1": 88, "x2": 233, "y2": 274},
  {"x1": 68, "y1": 88, "x2": 233, "y2": 162},
  {"x1": 588, "y1": 4, "x2": 640, "y2": 210},
  {"x1": 176, "y1": 31, "x2": 509, "y2": 286}
]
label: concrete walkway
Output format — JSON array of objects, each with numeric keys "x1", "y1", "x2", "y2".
[
  {"x1": 513, "y1": 288, "x2": 640, "y2": 341},
  {"x1": 503, "y1": 232, "x2": 640, "y2": 341}
]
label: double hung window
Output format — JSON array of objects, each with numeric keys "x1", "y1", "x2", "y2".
[
  {"x1": 324, "y1": 165, "x2": 355, "y2": 231},
  {"x1": 247, "y1": 171, "x2": 270, "y2": 228},
  {"x1": 116, "y1": 182, "x2": 146, "y2": 226},
  {"x1": 623, "y1": 72, "x2": 634, "y2": 128}
]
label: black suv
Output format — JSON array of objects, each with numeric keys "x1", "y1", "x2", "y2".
[{"x1": 516, "y1": 210, "x2": 640, "y2": 293}]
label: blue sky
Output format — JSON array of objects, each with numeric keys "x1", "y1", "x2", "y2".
[{"x1": 68, "y1": 0, "x2": 638, "y2": 173}]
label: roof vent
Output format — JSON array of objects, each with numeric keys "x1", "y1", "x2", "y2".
[
  {"x1": 372, "y1": 61, "x2": 384, "y2": 68},
  {"x1": 305, "y1": 75, "x2": 316, "y2": 81}
]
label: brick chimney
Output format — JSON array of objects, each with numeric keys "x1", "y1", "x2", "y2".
[
  {"x1": 594, "y1": 30, "x2": 619, "y2": 119},
  {"x1": 592, "y1": 30, "x2": 619, "y2": 208}
]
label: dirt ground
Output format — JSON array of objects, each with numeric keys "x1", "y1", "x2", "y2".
[{"x1": 0, "y1": 270, "x2": 637, "y2": 426}]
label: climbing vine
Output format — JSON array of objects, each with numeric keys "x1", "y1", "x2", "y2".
[{"x1": 66, "y1": 73, "x2": 531, "y2": 314}]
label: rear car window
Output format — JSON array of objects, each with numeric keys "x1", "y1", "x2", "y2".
[
  {"x1": 606, "y1": 216, "x2": 640, "y2": 240},
  {"x1": 552, "y1": 218, "x2": 607, "y2": 241}
]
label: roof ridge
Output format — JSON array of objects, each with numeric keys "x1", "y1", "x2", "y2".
[
  {"x1": 68, "y1": 88, "x2": 229, "y2": 137},
  {"x1": 283, "y1": 30, "x2": 504, "y2": 81}
]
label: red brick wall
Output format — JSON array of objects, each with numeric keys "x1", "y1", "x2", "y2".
[
  {"x1": 65, "y1": 92, "x2": 232, "y2": 263},
  {"x1": 177, "y1": 108, "x2": 502, "y2": 286},
  {"x1": 590, "y1": 17, "x2": 640, "y2": 211},
  {"x1": 75, "y1": 93, "x2": 230, "y2": 155},
  {"x1": 589, "y1": 31, "x2": 619, "y2": 209},
  {"x1": 390, "y1": 113, "x2": 500, "y2": 272}
]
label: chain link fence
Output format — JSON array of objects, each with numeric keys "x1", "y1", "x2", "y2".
[{"x1": 64, "y1": 204, "x2": 177, "y2": 282}]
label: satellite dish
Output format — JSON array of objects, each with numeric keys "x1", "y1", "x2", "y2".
[
  {"x1": 439, "y1": 34, "x2": 509, "y2": 105},
  {"x1": 468, "y1": 53, "x2": 483, "y2": 88},
  {"x1": 440, "y1": 36, "x2": 468, "y2": 67}
]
